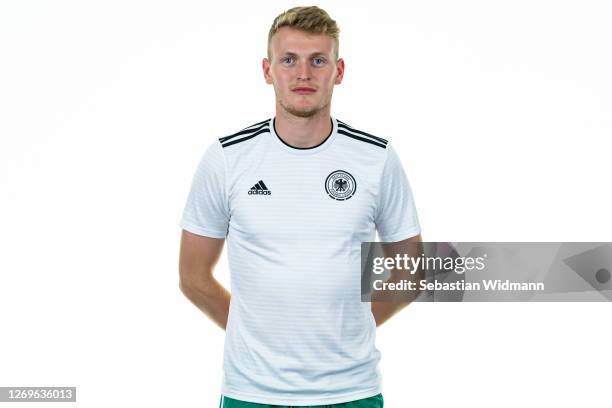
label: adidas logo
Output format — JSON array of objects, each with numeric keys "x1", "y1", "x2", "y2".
[{"x1": 248, "y1": 180, "x2": 271, "y2": 195}]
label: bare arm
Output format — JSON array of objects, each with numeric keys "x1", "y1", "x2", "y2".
[
  {"x1": 178, "y1": 230, "x2": 230, "y2": 330},
  {"x1": 371, "y1": 233, "x2": 424, "y2": 327}
]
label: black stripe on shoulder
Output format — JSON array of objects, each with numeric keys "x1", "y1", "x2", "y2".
[
  {"x1": 336, "y1": 120, "x2": 388, "y2": 144},
  {"x1": 338, "y1": 129, "x2": 387, "y2": 149},
  {"x1": 221, "y1": 127, "x2": 270, "y2": 148},
  {"x1": 219, "y1": 119, "x2": 270, "y2": 143}
]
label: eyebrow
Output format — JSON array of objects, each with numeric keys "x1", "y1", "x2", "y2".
[{"x1": 281, "y1": 51, "x2": 328, "y2": 58}]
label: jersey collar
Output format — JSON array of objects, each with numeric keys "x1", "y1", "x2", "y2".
[{"x1": 270, "y1": 116, "x2": 338, "y2": 155}]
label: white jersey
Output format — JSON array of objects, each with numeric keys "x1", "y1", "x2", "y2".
[{"x1": 180, "y1": 116, "x2": 421, "y2": 406}]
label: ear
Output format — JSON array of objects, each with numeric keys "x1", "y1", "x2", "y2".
[
  {"x1": 262, "y1": 58, "x2": 273, "y2": 84},
  {"x1": 334, "y1": 58, "x2": 345, "y2": 85}
]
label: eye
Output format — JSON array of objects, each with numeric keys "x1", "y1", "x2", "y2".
[
  {"x1": 281, "y1": 56, "x2": 295, "y2": 64},
  {"x1": 313, "y1": 57, "x2": 326, "y2": 66}
]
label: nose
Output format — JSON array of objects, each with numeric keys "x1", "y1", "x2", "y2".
[{"x1": 296, "y1": 59, "x2": 312, "y2": 81}]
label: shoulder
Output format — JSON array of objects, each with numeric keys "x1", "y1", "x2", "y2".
[
  {"x1": 335, "y1": 119, "x2": 389, "y2": 150},
  {"x1": 218, "y1": 118, "x2": 271, "y2": 149}
]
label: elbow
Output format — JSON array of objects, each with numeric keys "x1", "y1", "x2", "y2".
[
  {"x1": 178, "y1": 267, "x2": 212, "y2": 298},
  {"x1": 179, "y1": 272, "x2": 199, "y2": 298},
  {"x1": 178, "y1": 277, "x2": 190, "y2": 296},
  {"x1": 178, "y1": 266, "x2": 194, "y2": 297}
]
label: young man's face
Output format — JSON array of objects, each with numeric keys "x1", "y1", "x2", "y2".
[{"x1": 263, "y1": 27, "x2": 344, "y2": 118}]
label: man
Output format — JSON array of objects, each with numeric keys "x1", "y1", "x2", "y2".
[{"x1": 179, "y1": 6, "x2": 422, "y2": 408}]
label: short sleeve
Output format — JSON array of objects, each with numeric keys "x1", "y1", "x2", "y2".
[
  {"x1": 180, "y1": 141, "x2": 229, "y2": 238},
  {"x1": 374, "y1": 143, "x2": 421, "y2": 242}
]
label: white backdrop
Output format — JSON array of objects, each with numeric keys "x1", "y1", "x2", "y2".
[{"x1": 1, "y1": 1, "x2": 611, "y2": 407}]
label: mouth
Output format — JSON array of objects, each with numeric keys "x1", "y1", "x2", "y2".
[{"x1": 292, "y1": 87, "x2": 316, "y2": 95}]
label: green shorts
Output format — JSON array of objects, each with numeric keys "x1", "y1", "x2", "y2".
[{"x1": 219, "y1": 393, "x2": 383, "y2": 408}]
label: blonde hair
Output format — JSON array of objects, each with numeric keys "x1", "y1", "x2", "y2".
[{"x1": 267, "y1": 6, "x2": 340, "y2": 61}]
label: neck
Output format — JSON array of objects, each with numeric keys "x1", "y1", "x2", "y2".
[{"x1": 274, "y1": 105, "x2": 333, "y2": 148}]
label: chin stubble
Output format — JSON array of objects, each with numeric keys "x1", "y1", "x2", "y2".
[{"x1": 279, "y1": 96, "x2": 332, "y2": 119}]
